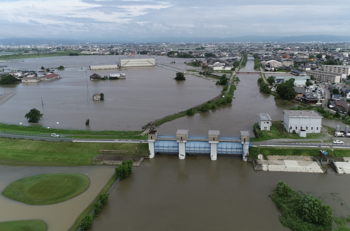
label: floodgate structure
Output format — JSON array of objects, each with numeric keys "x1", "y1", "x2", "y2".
[{"x1": 148, "y1": 130, "x2": 250, "y2": 160}]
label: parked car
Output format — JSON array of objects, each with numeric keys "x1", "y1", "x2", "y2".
[
  {"x1": 334, "y1": 132, "x2": 344, "y2": 137},
  {"x1": 51, "y1": 133, "x2": 60, "y2": 137},
  {"x1": 333, "y1": 140, "x2": 344, "y2": 144}
]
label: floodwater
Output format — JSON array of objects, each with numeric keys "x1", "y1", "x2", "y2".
[
  {"x1": 159, "y1": 58, "x2": 295, "y2": 136},
  {"x1": 91, "y1": 156, "x2": 350, "y2": 231},
  {"x1": 0, "y1": 165, "x2": 115, "y2": 231},
  {"x1": 0, "y1": 55, "x2": 220, "y2": 131},
  {"x1": 1, "y1": 55, "x2": 344, "y2": 134}
]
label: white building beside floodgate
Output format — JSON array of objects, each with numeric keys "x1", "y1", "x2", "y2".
[
  {"x1": 259, "y1": 113, "x2": 272, "y2": 131},
  {"x1": 120, "y1": 58, "x2": 155, "y2": 67},
  {"x1": 283, "y1": 110, "x2": 322, "y2": 136}
]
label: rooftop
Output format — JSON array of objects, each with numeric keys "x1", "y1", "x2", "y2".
[
  {"x1": 208, "y1": 130, "x2": 220, "y2": 136},
  {"x1": 283, "y1": 110, "x2": 323, "y2": 118},
  {"x1": 176, "y1": 129, "x2": 188, "y2": 135},
  {"x1": 259, "y1": 113, "x2": 272, "y2": 121}
]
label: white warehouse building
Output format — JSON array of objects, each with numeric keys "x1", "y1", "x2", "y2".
[
  {"x1": 283, "y1": 110, "x2": 322, "y2": 136},
  {"x1": 120, "y1": 58, "x2": 155, "y2": 67},
  {"x1": 90, "y1": 65, "x2": 119, "y2": 70}
]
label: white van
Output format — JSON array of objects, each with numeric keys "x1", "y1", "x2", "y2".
[{"x1": 334, "y1": 132, "x2": 344, "y2": 137}]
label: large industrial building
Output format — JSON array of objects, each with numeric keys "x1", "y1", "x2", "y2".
[
  {"x1": 120, "y1": 58, "x2": 155, "y2": 67},
  {"x1": 90, "y1": 65, "x2": 119, "y2": 70}
]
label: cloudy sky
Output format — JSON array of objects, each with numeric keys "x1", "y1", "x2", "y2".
[{"x1": 1, "y1": 0, "x2": 350, "y2": 40}]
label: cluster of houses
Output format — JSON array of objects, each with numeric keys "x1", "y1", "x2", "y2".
[
  {"x1": 328, "y1": 83, "x2": 350, "y2": 115},
  {"x1": 187, "y1": 56, "x2": 240, "y2": 71},
  {"x1": 0, "y1": 70, "x2": 60, "y2": 83}
]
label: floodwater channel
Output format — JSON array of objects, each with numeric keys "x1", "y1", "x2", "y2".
[
  {"x1": 91, "y1": 156, "x2": 350, "y2": 231},
  {"x1": 159, "y1": 58, "x2": 295, "y2": 136}
]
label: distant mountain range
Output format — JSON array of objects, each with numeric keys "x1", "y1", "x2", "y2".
[{"x1": 1, "y1": 35, "x2": 350, "y2": 45}]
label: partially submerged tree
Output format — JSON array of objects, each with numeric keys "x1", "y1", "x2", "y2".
[
  {"x1": 25, "y1": 108, "x2": 43, "y2": 123},
  {"x1": 175, "y1": 72, "x2": 186, "y2": 81}
]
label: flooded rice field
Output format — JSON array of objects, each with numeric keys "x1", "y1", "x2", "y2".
[
  {"x1": 0, "y1": 55, "x2": 220, "y2": 131},
  {"x1": 0, "y1": 165, "x2": 115, "y2": 231}
]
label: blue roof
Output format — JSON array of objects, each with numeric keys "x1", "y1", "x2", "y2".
[
  {"x1": 185, "y1": 141, "x2": 210, "y2": 153},
  {"x1": 218, "y1": 142, "x2": 243, "y2": 154},
  {"x1": 158, "y1": 135, "x2": 176, "y2": 139},
  {"x1": 188, "y1": 136, "x2": 208, "y2": 140},
  {"x1": 155, "y1": 141, "x2": 178, "y2": 153},
  {"x1": 219, "y1": 136, "x2": 240, "y2": 140}
]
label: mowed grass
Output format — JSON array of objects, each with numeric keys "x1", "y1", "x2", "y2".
[
  {"x1": 2, "y1": 174, "x2": 90, "y2": 205},
  {"x1": 0, "y1": 123, "x2": 147, "y2": 140},
  {"x1": 0, "y1": 138, "x2": 148, "y2": 166},
  {"x1": 251, "y1": 122, "x2": 325, "y2": 142},
  {"x1": 249, "y1": 147, "x2": 331, "y2": 159},
  {"x1": 0, "y1": 220, "x2": 47, "y2": 231}
]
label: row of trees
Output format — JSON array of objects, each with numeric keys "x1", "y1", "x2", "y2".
[
  {"x1": 80, "y1": 160, "x2": 134, "y2": 231},
  {"x1": 79, "y1": 193, "x2": 109, "y2": 231}
]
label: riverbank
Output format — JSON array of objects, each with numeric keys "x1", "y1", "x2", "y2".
[{"x1": 0, "y1": 138, "x2": 148, "y2": 166}]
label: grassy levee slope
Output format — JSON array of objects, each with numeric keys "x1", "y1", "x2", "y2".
[
  {"x1": 0, "y1": 123, "x2": 147, "y2": 140},
  {"x1": 0, "y1": 138, "x2": 148, "y2": 166},
  {"x1": 3, "y1": 174, "x2": 89, "y2": 205},
  {"x1": 0, "y1": 220, "x2": 47, "y2": 231},
  {"x1": 249, "y1": 147, "x2": 330, "y2": 159},
  {"x1": 251, "y1": 121, "x2": 325, "y2": 142}
]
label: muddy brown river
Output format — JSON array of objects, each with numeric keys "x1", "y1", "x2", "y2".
[{"x1": 90, "y1": 156, "x2": 350, "y2": 231}]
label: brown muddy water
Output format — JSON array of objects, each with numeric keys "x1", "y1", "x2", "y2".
[
  {"x1": 0, "y1": 55, "x2": 220, "y2": 131},
  {"x1": 0, "y1": 165, "x2": 115, "y2": 231},
  {"x1": 0, "y1": 56, "x2": 344, "y2": 134},
  {"x1": 91, "y1": 156, "x2": 350, "y2": 231},
  {"x1": 159, "y1": 59, "x2": 295, "y2": 136}
]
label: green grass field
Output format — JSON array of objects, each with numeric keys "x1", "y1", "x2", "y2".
[
  {"x1": 251, "y1": 121, "x2": 325, "y2": 142},
  {"x1": 0, "y1": 220, "x2": 47, "y2": 231},
  {"x1": 3, "y1": 174, "x2": 90, "y2": 205},
  {"x1": 249, "y1": 147, "x2": 333, "y2": 159},
  {"x1": 0, "y1": 123, "x2": 147, "y2": 140},
  {"x1": 0, "y1": 138, "x2": 148, "y2": 166}
]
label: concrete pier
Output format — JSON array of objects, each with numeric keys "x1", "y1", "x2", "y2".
[
  {"x1": 176, "y1": 130, "x2": 188, "y2": 160},
  {"x1": 208, "y1": 130, "x2": 220, "y2": 161},
  {"x1": 148, "y1": 130, "x2": 157, "y2": 158}
]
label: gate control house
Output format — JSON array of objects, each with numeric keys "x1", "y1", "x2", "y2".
[
  {"x1": 148, "y1": 130, "x2": 250, "y2": 160},
  {"x1": 283, "y1": 110, "x2": 322, "y2": 136}
]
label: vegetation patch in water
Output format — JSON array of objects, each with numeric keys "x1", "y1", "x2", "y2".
[
  {"x1": 3, "y1": 174, "x2": 90, "y2": 205},
  {"x1": 271, "y1": 181, "x2": 333, "y2": 231}
]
